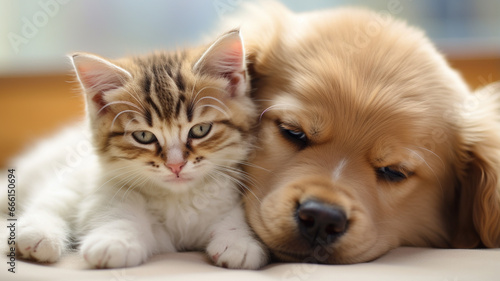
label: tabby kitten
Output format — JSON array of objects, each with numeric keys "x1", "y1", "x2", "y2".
[{"x1": 6, "y1": 30, "x2": 268, "y2": 269}]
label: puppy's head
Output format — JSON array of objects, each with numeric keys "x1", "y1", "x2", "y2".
[{"x1": 243, "y1": 7, "x2": 500, "y2": 264}]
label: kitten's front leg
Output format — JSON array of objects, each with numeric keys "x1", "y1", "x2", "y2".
[
  {"x1": 14, "y1": 182, "x2": 81, "y2": 263},
  {"x1": 16, "y1": 210, "x2": 68, "y2": 263},
  {"x1": 79, "y1": 196, "x2": 163, "y2": 269},
  {"x1": 206, "y1": 205, "x2": 269, "y2": 269},
  {"x1": 80, "y1": 222, "x2": 148, "y2": 268}
]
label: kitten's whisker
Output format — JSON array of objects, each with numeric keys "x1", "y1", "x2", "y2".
[
  {"x1": 211, "y1": 169, "x2": 262, "y2": 204},
  {"x1": 204, "y1": 172, "x2": 225, "y2": 191},
  {"x1": 94, "y1": 165, "x2": 136, "y2": 193},
  {"x1": 191, "y1": 86, "x2": 209, "y2": 107},
  {"x1": 227, "y1": 169, "x2": 264, "y2": 198},
  {"x1": 197, "y1": 104, "x2": 231, "y2": 119},
  {"x1": 121, "y1": 173, "x2": 147, "y2": 201},
  {"x1": 109, "y1": 170, "x2": 144, "y2": 202},
  {"x1": 208, "y1": 160, "x2": 265, "y2": 187},
  {"x1": 123, "y1": 118, "x2": 139, "y2": 134},
  {"x1": 107, "y1": 174, "x2": 138, "y2": 201},
  {"x1": 190, "y1": 86, "x2": 227, "y2": 108},
  {"x1": 97, "y1": 100, "x2": 143, "y2": 115},
  {"x1": 208, "y1": 171, "x2": 245, "y2": 197},
  {"x1": 120, "y1": 174, "x2": 143, "y2": 201},
  {"x1": 111, "y1": 110, "x2": 145, "y2": 130},
  {"x1": 123, "y1": 88, "x2": 147, "y2": 111},
  {"x1": 208, "y1": 160, "x2": 259, "y2": 177},
  {"x1": 96, "y1": 165, "x2": 143, "y2": 198},
  {"x1": 211, "y1": 163, "x2": 254, "y2": 179},
  {"x1": 218, "y1": 159, "x2": 270, "y2": 172},
  {"x1": 212, "y1": 165, "x2": 262, "y2": 195},
  {"x1": 208, "y1": 163, "x2": 262, "y2": 200},
  {"x1": 190, "y1": 76, "x2": 199, "y2": 102},
  {"x1": 193, "y1": 96, "x2": 230, "y2": 113},
  {"x1": 259, "y1": 105, "x2": 282, "y2": 122},
  {"x1": 259, "y1": 103, "x2": 302, "y2": 122},
  {"x1": 88, "y1": 83, "x2": 120, "y2": 92},
  {"x1": 134, "y1": 176, "x2": 150, "y2": 195}
]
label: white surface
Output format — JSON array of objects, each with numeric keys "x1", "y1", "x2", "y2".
[{"x1": 2, "y1": 247, "x2": 499, "y2": 281}]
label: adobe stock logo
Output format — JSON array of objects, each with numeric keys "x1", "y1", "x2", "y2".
[
  {"x1": 7, "y1": 0, "x2": 71, "y2": 54},
  {"x1": 213, "y1": 0, "x2": 242, "y2": 19}
]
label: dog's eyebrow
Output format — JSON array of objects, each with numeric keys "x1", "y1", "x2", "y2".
[
  {"x1": 278, "y1": 113, "x2": 323, "y2": 139},
  {"x1": 279, "y1": 119, "x2": 303, "y2": 130}
]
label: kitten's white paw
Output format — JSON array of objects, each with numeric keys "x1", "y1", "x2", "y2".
[
  {"x1": 16, "y1": 225, "x2": 65, "y2": 263},
  {"x1": 207, "y1": 231, "x2": 268, "y2": 269},
  {"x1": 81, "y1": 234, "x2": 148, "y2": 268}
]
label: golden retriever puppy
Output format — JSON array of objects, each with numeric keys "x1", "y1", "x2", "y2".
[{"x1": 238, "y1": 4, "x2": 500, "y2": 264}]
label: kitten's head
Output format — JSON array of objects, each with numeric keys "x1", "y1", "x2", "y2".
[{"x1": 71, "y1": 30, "x2": 256, "y2": 193}]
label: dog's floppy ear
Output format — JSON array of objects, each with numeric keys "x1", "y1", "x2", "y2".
[{"x1": 454, "y1": 82, "x2": 500, "y2": 248}]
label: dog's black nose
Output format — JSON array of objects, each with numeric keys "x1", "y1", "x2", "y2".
[{"x1": 297, "y1": 200, "x2": 348, "y2": 245}]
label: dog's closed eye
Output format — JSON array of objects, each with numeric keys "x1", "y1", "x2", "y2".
[
  {"x1": 376, "y1": 166, "x2": 412, "y2": 182},
  {"x1": 278, "y1": 122, "x2": 308, "y2": 149}
]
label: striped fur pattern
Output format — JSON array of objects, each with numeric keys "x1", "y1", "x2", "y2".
[
  {"x1": 87, "y1": 47, "x2": 255, "y2": 195},
  {"x1": 5, "y1": 30, "x2": 268, "y2": 269}
]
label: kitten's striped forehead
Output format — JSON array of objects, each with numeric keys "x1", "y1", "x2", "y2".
[{"x1": 132, "y1": 51, "x2": 194, "y2": 125}]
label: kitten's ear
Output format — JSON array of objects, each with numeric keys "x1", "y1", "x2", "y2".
[
  {"x1": 193, "y1": 30, "x2": 247, "y2": 97},
  {"x1": 70, "y1": 53, "x2": 132, "y2": 115}
]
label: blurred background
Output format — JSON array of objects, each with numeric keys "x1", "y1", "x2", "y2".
[{"x1": 1, "y1": 0, "x2": 499, "y2": 167}]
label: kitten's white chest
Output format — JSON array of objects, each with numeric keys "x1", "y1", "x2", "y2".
[{"x1": 146, "y1": 179, "x2": 240, "y2": 252}]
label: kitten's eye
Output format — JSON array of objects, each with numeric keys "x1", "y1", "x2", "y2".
[
  {"x1": 376, "y1": 166, "x2": 411, "y2": 182},
  {"x1": 279, "y1": 123, "x2": 308, "y2": 149},
  {"x1": 189, "y1": 123, "x2": 212, "y2": 139},
  {"x1": 132, "y1": 131, "x2": 157, "y2": 144}
]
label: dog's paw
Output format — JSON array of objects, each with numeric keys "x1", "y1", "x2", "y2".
[
  {"x1": 16, "y1": 225, "x2": 65, "y2": 263},
  {"x1": 80, "y1": 234, "x2": 148, "y2": 269},
  {"x1": 207, "y1": 232, "x2": 268, "y2": 269}
]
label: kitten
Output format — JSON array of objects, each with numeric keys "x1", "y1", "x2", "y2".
[{"x1": 3, "y1": 30, "x2": 268, "y2": 269}]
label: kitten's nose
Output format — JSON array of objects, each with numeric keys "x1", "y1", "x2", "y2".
[{"x1": 166, "y1": 161, "x2": 186, "y2": 177}]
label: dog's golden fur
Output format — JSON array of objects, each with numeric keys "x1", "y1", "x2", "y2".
[{"x1": 239, "y1": 4, "x2": 500, "y2": 264}]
